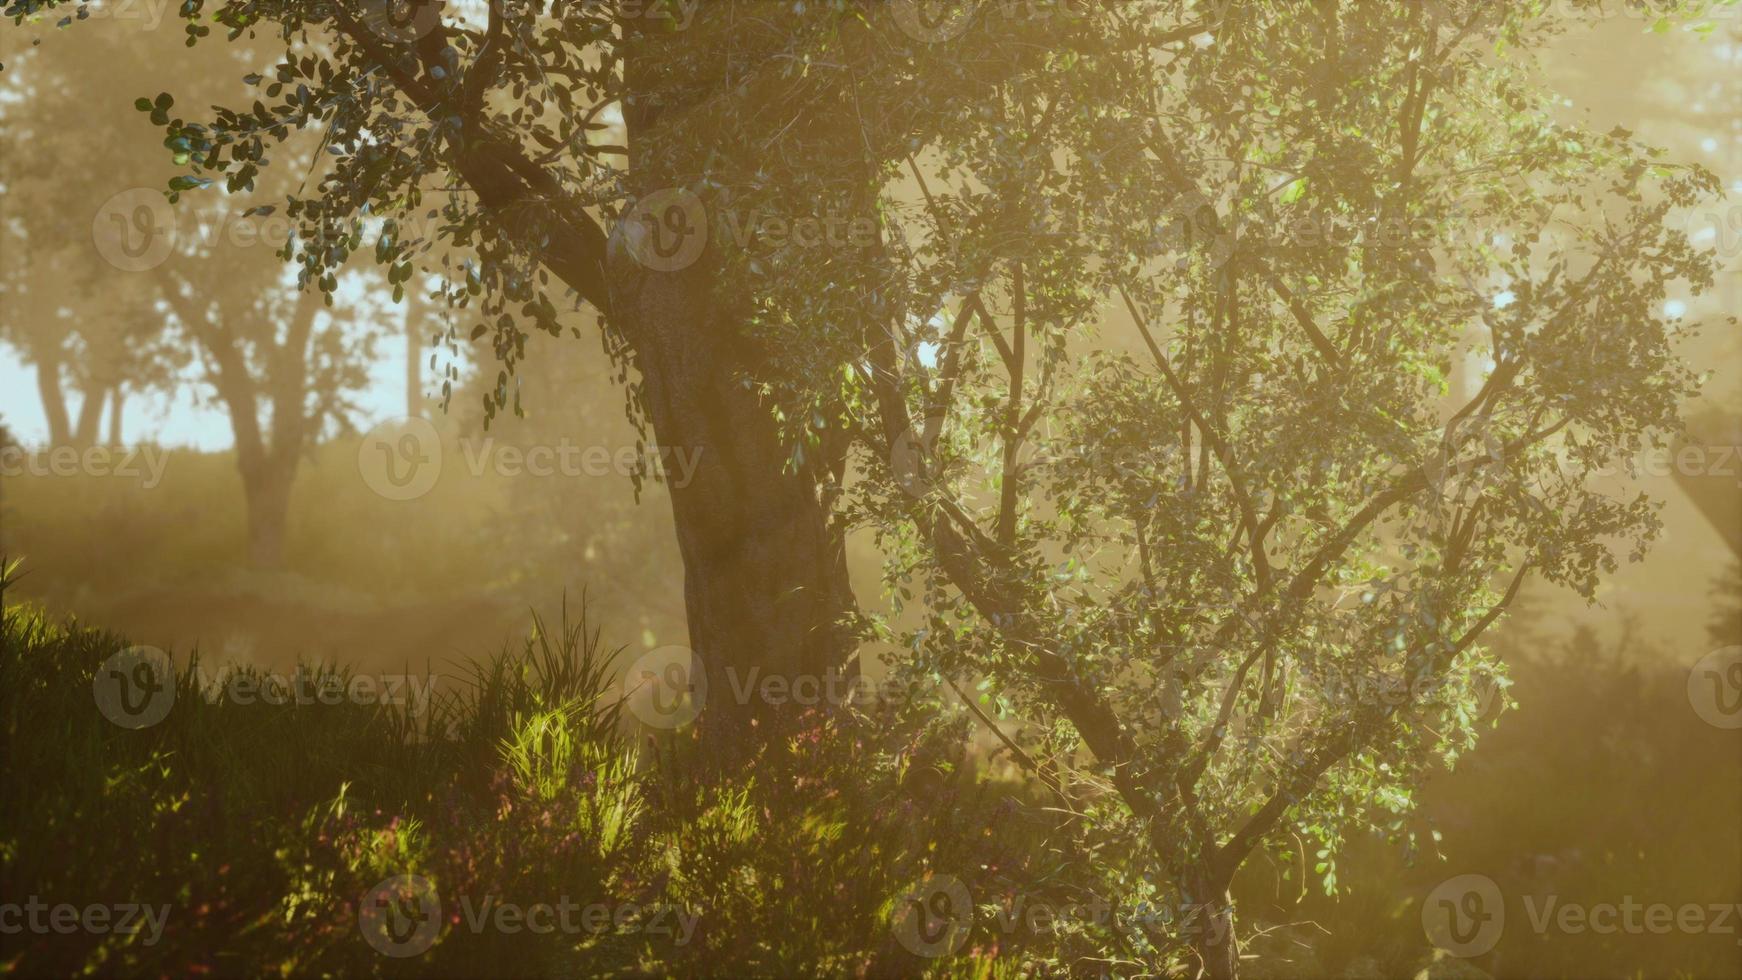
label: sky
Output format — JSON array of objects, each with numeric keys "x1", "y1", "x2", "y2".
[{"x1": 0, "y1": 330, "x2": 414, "y2": 450}]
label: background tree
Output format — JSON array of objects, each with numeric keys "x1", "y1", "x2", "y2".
[
  {"x1": 6, "y1": 1, "x2": 1730, "y2": 975},
  {"x1": 0, "y1": 34, "x2": 185, "y2": 447},
  {"x1": 3, "y1": 15, "x2": 391, "y2": 567},
  {"x1": 155, "y1": 254, "x2": 383, "y2": 568}
]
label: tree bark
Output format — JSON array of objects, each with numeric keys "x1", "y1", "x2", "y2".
[
  {"x1": 34, "y1": 357, "x2": 71, "y2": 446},
  {"x1": 71, "y1": 383, "x2": 108, "y2": 450},
  {"x1": 240, "y1": 456, "x2": 294, "y2": 570},
  {"x1": 1187, "y1": 868, "x2": 1240, "y2": 980},
  {"x1": 405, "y1": 287, "x2": 424, "y2": 418},
  {"x1": 608, "y1": 254, "x2": 856, "y2": 755},
  {"x1": 108, "y1": 388, "x2": 124, "y2": 445}
]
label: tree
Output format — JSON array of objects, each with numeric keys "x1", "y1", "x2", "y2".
[
  {"x1": 3, "y1": 17, "x2": 391, "y2": 568},
  {"x1": 0, "y1": 35, "x2": 183, "y2": 448},
  {"x1": 156, "y1": 254, "x2": 381, "y2": 568},
  {"x1": 6, "y1": 1, "x2": 1728, "y2": 974}
]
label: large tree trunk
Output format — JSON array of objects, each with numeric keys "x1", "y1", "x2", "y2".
[
  {"x1": 1192, "y1": 904, "x2": 1239, "y2": 980},
  {"x1": 1188, "y1": 869, "x2": 1240, "y2": 980},
  {"x1": 608, "y1": 255, "x2": 856, "y2": 757},
  {"x1": 608, "y1": 15, "x2": 861, "y2": 763}
]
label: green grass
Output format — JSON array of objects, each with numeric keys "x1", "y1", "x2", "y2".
[
  {"x1": 3, "y1": 550, "x2": 1737, "y2": 977},
  {"x1": 0, "y1": 562, "x2": 1032, "y2": 977}
]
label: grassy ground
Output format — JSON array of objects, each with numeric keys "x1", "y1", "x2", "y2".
[
  {"x1": 5, "y1": 564, "x2": 1738, "y2": 977},
  {"x1": 0, "y1": 568, "x2": 1045, "y2": 978}
]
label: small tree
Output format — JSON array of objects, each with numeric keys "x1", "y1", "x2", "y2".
[{"x1": 5, "y1": 1, "x2": 1728, "y2": 974}]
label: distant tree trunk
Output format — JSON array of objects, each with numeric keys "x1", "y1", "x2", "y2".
[
  {"x1": 108, "y1": 388, "x2": 124, "y2": 445},
  {"x1": 406, "y1": 288, "x2": 423, "y2": 418},
  {"x1": 239, "y1": 454, "x2": 294, "y2": 569},
  {"x1": 164, "y1": 282, "x2": 319, "y2": 571},
  {"x1": 71, "y1": 383, "x2": 108, "y2": 450},
  {"x1": 34, "y1": 357, "x2": 71, "y2": 446}
]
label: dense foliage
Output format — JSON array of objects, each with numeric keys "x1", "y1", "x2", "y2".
[{"x1": 2, "y1": 0, "x2": 1735, "y2": 975}]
